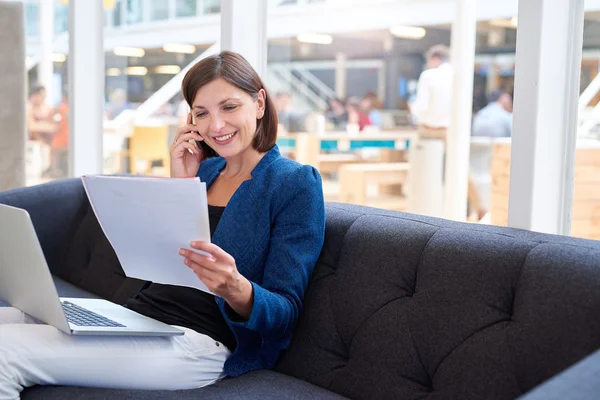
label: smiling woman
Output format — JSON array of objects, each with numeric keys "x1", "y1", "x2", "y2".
[
  {"x1": 135, "y1": 50, "x2": 326, "y2": 380},
  {"x1": 133, "y1": 49, "x2": 326, "y2": 381},
  {"x1": 180, "y1": 51, "x2": 279, "y2": 161},
  {"x1": 189, "y1": 81, "x2": 265, "y2": 158}
]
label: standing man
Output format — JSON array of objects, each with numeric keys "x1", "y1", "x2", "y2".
[
  {"x1": 409, "y1": 44, "x2": 453, "y2": 140},
  {"x1": 409, "y1": 44, "x2": 486, "y2": 220}
]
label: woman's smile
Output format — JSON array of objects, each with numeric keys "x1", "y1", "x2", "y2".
[{"x1": 212, "y1": 131, "x2": 238, "y2": 145}]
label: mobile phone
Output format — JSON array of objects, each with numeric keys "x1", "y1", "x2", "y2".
[
  {"x1": 197, "y1": 139, "x2": 218, "y2": 159},
  {"x1": 190, "y1": 115, "x2": 217, "y2": 159}
]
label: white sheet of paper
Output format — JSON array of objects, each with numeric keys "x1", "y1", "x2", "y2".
[{"x1": 81, "y1": 175, "x2": 212, "y2": 294}]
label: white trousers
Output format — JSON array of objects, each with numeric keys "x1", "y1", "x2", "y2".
[{"x1": 0, "y1": 307, "x2": 231, "y2": 399}]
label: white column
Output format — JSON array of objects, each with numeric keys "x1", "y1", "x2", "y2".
[
  {"x1": 68, "y1": 0, "x2": 104, "y2": 177},
  {"x1": 220, "y1": 0, "x2": 268, "y2": 78},
  {"x1": 335, "y1": 53, "x2": 347, "y2": 99},
  {"x1": 508, "y1": 0, "x2": 584, "y2": 235},
  {"x1": 444, "y1": 0, "x2": 477, "y2": 221},
  {"x1": 39, "y1": 0, "x2": 54, "y2": 101},
  {"x1": 0, "y1": 2, "x2": 26, "y2": 190}
]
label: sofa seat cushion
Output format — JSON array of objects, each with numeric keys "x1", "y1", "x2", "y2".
[{"x1": 21, "y1": 370, "x2": 348, "y2": 399}]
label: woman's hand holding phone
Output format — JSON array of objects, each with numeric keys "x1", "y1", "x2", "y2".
[{"x1": 170, "y1": 113, "x2": 205, "y2": 178}]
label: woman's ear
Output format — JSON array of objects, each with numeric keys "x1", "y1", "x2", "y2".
[{"x1": 256, "y1": 89, "x2": 266, "y2": 119}]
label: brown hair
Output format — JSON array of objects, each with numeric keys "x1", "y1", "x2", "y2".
[
  {"x1": 181, "y1": 51, "x2": 278, "y2": 158},
  {"x1": 426, "y1": 44, "x2": 450, "y2": 62}
]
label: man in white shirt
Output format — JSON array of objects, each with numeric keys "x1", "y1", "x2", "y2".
[
  {"x1": 409, "y1": 44, "x2": 486, "y2": 220},
  {"x1": 410, "y1": 44, "x2": 454, "y2": 138}
]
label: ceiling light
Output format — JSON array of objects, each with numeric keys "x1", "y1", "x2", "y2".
[
  {"x1": 297, "y1": 33, "x2": 333, "y2": 45},
  {"x1": 124, "y1": 66, "x2": 148, "y2": 76},
  {"x1": 389, "y1": 26, "x2": 427, "y2": 39},
  {"x1": 113, "y1": 47, "x2": 145, "y2": 58},
  {"x1": 52, "y1": 53, "x2": 67, "y2": 62},
  {"x1": 162, "y1": 43, "x2": 196, "y2": 54},
  {"x1": 153, "y1": 65, "x2": 182, "y2": 74},
  {"x1": 106, "y1": 68, "x2": 122, "y2": 77}
]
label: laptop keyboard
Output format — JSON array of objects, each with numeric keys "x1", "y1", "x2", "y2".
[{"x1": 61, "y1": 301, "x2": 126, "y2": 328}]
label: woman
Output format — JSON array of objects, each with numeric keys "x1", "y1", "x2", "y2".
[
  {"x1": 0, "y1": 51, "x2": 326, "y2": 397},
  {"x1": 49, "y1": 91, "x2": 69, "y2": 178},
  {"x1": 26, "y1": 85, "x2": 58, "y2": 178},
  {"x1": 346, "y1": 97, "x2": 371, "y2": 131},
  {"x1": 27, "y1": 85, "x2": 56, "y2": 144}
]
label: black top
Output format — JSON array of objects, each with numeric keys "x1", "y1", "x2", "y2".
[{"x1": 126, "y1": 205, "x2": 237, "y2": 351}]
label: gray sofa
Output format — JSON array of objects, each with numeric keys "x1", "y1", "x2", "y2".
[{"x1": 1, "y1": 178, "x2": 600, "y2": 399}]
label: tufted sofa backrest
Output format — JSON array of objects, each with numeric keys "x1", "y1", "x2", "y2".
[{"x1": 276, "y1": 203, "x2": 600, "y2": 400}]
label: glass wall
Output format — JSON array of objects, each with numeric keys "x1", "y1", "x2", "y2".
[
  {"x1": 12, "y1": 0, "x2": 599, "y2": 241},
  {"x1": 54, "y1": 1, "x2": 68, "y2": 34},
  {"x1": 24, "y1": 0, "x2": 70, "y2": 186},
  {"x1": 126, "y1": 0, "x2": 144, "y2": 25},
  {"x1": 572, "y1": 8, "x2": 600, "y2": 241},
  {"x1": 477, "y1": 22, "x2": 517, "y2": 230},
  {"x1": 24, "y1": 1, "x2": 68, "y2": 36},
  {"x1": 113, "y1": 0, "x2": 124, "y2": 27},
  {"x1": 265, "y1": 1, "x2": 489, "y2": 222},
  {"x1": 203, "y1": 0, "x2": 220, "y2": 14},
  {"x1": 24, "y1": 1, "x2": 39, "y2": 37},
  {"x1": 149, "y1": 0, "x2": 170, "y2": 21},
  {"x1": 175, "y1": 0, "x2": 197, "y2": 18},
  {"x1": 102, "y1": 0, "x2": 219, "y2": 178}
]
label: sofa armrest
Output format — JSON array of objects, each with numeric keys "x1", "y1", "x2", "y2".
[
  {"x1": 519, "y1": 348, "x2": 600, "y2": 400},
  {"x1": 0, "y1": 178, "x2": 88, "y2": 274}
]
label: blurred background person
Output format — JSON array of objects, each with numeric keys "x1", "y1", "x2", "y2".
[
  {"x1": 346, "y1": 96, "x2": 371, "y2": 131},
  {"x1": 27, "y1": 84, "x2": 57, "y2": 179},
  {"x1": 472, "y1": 90, "x2": 513, "y2": 138},
  {"x1": 408, "y1": 44, "x2": 453, "y2": 140},
  {"x1": 274, "y1": 91, "x2": 306, "y2": 133},
  {"x1": 105, "y1": 88, "x2": 130, "y2": 120},
  {"x1": 326, "y1": 97, "x2": 349, "y2": 130},
  {"x1": 409, "y1": 44, "x2": 487, "y2": 220},
  {"x1": 27, "y1": 84, "x2": 56, "y2": 145},
  {"x1": 363, "y1": 91, "x2": 383, "y2": 127},
  {"x1": 49, "y1": 90, "x2": 69, "y2": 178}
]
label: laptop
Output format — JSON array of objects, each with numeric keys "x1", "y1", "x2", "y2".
[{"x1": 0, "y1": 203, "x2": 183, "y2": 337}]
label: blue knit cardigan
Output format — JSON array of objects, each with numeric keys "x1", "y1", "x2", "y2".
[{"x1": 196, "y1": 145, "x2": 326, "y2": 376}]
